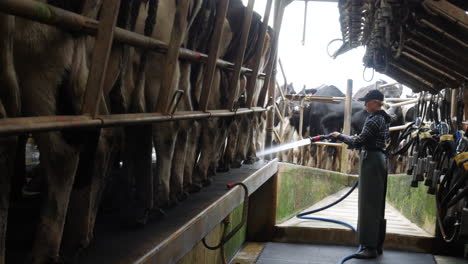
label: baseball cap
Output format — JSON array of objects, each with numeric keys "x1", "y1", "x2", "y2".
[{"x1": 358, "y1": 90, "x2": 384, "y2": 103}]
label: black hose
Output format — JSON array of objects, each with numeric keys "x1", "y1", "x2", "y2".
[{"x1": 297, "y1": 180, "x2": 359, "y2": 231}]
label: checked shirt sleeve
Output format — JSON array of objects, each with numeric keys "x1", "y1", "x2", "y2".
[{"x1": 338, "y1": 116, "x2": 381, "y2": 149}]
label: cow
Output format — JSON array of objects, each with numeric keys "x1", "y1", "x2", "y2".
[
  {"x1": 0, "y1": 1, "x2": 120, "y2": 262},
  {"x1": 0, "y1": 13, "x2": 21, "y2": 264}
]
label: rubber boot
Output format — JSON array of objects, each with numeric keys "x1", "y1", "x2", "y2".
[{"x1": 376, "y1": 219, "x2": 386, "y2": 255}]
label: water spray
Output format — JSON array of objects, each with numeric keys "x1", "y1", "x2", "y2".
[{"x1": 256, "y1": 134, "x2": 333, "y2": 157}]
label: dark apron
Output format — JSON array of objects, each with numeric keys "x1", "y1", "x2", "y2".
[{"x1": 358, "y1": 150, "x2": 388, "y2": 248}]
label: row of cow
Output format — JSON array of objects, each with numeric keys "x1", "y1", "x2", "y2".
[
  {"x1": 0, "y1": 0, "x2": 273, "y2": 263},
  {"x1": 274, "y1": 82, "x2": 415, "y2": 174}
]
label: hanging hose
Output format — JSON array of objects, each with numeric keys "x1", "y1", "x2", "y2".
[
  {"x1": 297, "y1": 180, "x2": 359, "y2": 231},
  {"x1": 202, "y1": 182, "x2": 249, "y2": 264}
]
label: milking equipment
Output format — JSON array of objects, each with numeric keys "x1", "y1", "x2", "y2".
[{"x1": 393, "y1": 89, "x2": 468, "y2": 244}]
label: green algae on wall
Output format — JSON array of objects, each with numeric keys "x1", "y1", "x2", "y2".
[
  {"x1": 276, "y1": 163, "x2": 354, "y2": 223},
  {"x1": 177, "y1": 203, "x2": 246, "y2": 264},
  {"x1": 386, "y1": 174, "x2": 436, "y2": 235}
]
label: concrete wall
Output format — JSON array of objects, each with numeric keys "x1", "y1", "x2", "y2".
[
  {"x1": 276, "y1": 163, "x2": 436, "y2": 235},
  {"x1": 276, "y1": 163, "x2": 355, "y2": 223},
  {"x1": 386, "y1": 174, "x2": 436, "y2": 235},
  {"x1": 177, "y1": 203, "x2": 246, "y2": 264}
]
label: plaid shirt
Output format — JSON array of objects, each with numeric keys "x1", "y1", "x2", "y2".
[{"x1": 339, "y1": 110, "x2": 390, "y2": 151}]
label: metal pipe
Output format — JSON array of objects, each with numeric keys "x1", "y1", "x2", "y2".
[
  {"x1": 0, "y1": 108, "x2": 268, "y2": 136},
  {"x1": 302, "y1": 1, "x2": 308, "y2": 46},
  {"x1": 0, "y1": 0, "x2": 265, "y2": 79}
]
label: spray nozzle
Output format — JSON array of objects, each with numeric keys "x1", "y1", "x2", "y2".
[{"x1": 310, "y1": 134, "x2": 333, "y2": 143}]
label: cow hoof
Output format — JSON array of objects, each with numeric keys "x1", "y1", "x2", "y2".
[
  {"x1": 244, "y1": 156, "x2": 259, "y2": 164},
  {"x1": 135, "y1": 209, "x2": 150, "y2": 227},
  {"x1": 188, "y1": 184, "x2": 203, "y2": 193},
  {"x1": 231, "y1": 160, "x2": 242, "y2": 168},
  {"x1": 202, "y1": 178, "x2": 213, "y2": 187},
  {"x1": 149, "y1": 208, "x2": 166, "y2": 221},
  {"x1": 178, "y1": 192, "x2": 189, "y2": 201},
  {"x1": 217, "y1": 165, "x2": 229, "y2": 173}
]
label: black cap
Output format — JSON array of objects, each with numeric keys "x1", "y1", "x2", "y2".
[{"x1": 358, "y1": 89, "x2": 384, "y2": 103}]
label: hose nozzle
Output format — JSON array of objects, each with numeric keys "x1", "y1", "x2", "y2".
[{"x1": 310, "y1": 134, "x2": 333, "y2": 143}]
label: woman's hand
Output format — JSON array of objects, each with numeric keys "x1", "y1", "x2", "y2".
[{"x1": 330, "y1": 132, "x2": 341, "y2": 138}]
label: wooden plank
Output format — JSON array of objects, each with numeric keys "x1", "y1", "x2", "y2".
[
  {"x1": 226, "y1": 0, "x2": 256, "y2": 111},
  {"x1": 198, "y1": 0, "x2": 230, "y2": 111},
  {"x1": 81, "y1": 0, "x2": 120, "y2": 117},
  {"x1": 156, "y1": 0, "x2": 190, "y2": 114},
  {"x1": 245, "y1": 0, "x2": 274, "y2": 107}
]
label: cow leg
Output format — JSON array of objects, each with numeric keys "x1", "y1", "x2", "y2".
[
  {"x1": 153, "y1": 122, "x2": 178, "y2": 209},
  {"x1": 209, "y1": 123, "x2": 227, "y2": 177},
  {"x1": 234, "y1": 115, "x2": 250, "y2": 166},
  {"x1": 170, "y1": 123, "x2": 189, "y2": 203},
  {"x1": 61, "y1": 128, "x2": 115, "y2": 261},
  {"x1": 183, "y1": 122, "x2": 200, "y2": 193},
  {"x1": 193, "y1": 119, "x2": 218, "y2": 187},
  {"x1": 30, "y1": 132, "x2": 80, "y2": 264},
  {"x1": 245, "y1": 114, "x2": 259, "y2": 164},
  {"x1": 0, "y1": 136, "x2": 16, "y2": 264},
  {"x1": 220, "y1": 118, "x2": 239, "y2": 172},
  {"x1": 121, "y1": 125, "x2": 154, "y2": 223}
]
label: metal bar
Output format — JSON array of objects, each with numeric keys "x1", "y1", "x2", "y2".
[
  {"x1": 0, "y1": 108, "x2": 268, "y2": 136},
  {"x1": 0, "y1": 0, "x2": 265, "y2": 79},
  {"x1": 275, "y1": 81, "x2": 286, "y2": 101},
  {"x1": 278, "y1": 58, "x2": 287, "y2": 88},
  {"x1": 245, "y1": 0, "x2": 274, "y2": 107},
  {"x1": 312, "y1": 142, "x2": 343, "y2": 147},
  {"x1": 199, "y1": 0, "x2": 230, "y2": 111},
  {"x1": 389, "y1": 123, "x2": 411, "y2": 132},
  {"x1": 82, "y1": 0, "x2": 120, "y2": 117},
  {"x1": 301, "y1": 1, "x2": 308, "y2": 45},
  {"x1": 274, "y1": 103, "x2": 284, "y2": 123},
  {"x1": 157, "y1": 0, "x2": 190, "y2": 114},
  {"x1": 386, "y1": 99, "x2": 419, "y2": 108},
  {"x1": 226, "y1": 0, "x2": 256, "y2": 110}
]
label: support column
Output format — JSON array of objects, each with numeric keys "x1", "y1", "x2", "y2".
[{"x1": 340, "y1": 79, "x2": 352, "y2": 173}]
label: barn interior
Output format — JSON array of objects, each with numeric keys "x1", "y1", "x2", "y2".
[{"x1": 0, "y1": 0, "x2": 467, "y2": 264}]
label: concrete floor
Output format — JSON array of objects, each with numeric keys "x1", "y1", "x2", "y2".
[{"x1": 232, "y1": 242, "x2": 468, "y2": 264}]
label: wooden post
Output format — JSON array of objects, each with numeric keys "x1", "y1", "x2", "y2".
[
  {"x1": 247, "y1": 173, "x2": 278, "y2": 242},
  {"x1": 226, "y1": 0, "x2": 256, "y2": 111},
  {"x1": 82, "y1": 0, "x2": 120, "y2": 117},
  {"x1": 198, "y1": 0, "x2": 230, "y2": 111},
  {"x1": 278, "y1": 58, "x2": 287, "y2": 89},
  {"x1": 265, "y1": 0, "x2": 286, "y2": 154},
  {"x1": 156, "y1": 0, "x2": 191, "y2": 114},
  {"x1": 340, "y1": 79, "x2": 352, "y2": 173},
  {"x1": 245, "y1": 0, "x2": 273, "y2": 108},
  {"x1": 299, "y1": 98, "x2": 305, "y2": 139}
]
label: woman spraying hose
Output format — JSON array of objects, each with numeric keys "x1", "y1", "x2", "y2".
[{"x1": 331, "y1": 90, "x2": 391, "y2": 259}]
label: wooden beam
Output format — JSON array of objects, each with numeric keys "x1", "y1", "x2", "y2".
[
  {"x1": 245, "y1": 0, "x2": 274, "y2": 107},
  {"x1": 299, "y1": 99, "x2": 305, "y2": 139},
  {"x1": 340, "y1": 79, "x2": 352, "y2": 173},
  {"x1": 226, "y1": 0, "x2": 256, "y2": 111},
  {"x1": 81, "y1": 0, "x2": 120, "y2": 117},
  {"x1": 156, "y1": 0, "x2": 190, "y2": 114},
  {"x1": 198, "y1": 0, "x2": 230, "y2": 111}
]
